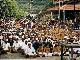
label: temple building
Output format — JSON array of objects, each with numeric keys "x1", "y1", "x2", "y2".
[{"x1": 47, "y1": 0, "x2": 80, "y2": 20}]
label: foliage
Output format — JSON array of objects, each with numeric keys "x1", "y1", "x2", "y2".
[
  {"x1": 0, "y1": 0, "x2": 26, "y2": 19},
  {"x1": 17, "y1": 0, "x2": 54, "y2": 13}
]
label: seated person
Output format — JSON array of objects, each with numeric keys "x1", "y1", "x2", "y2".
[
  {"x1": 3, "y1": 41, "x2": 10, "y2": 53},
  {"x1": 18, "y1": 40, "x2": 27, "y2": 54},
  {"x1": 13, "y1": 40, "x2": 20, "y2": 52},
  {"x1": 24, "y1": 42, "x2": 36, "y2": 57}
]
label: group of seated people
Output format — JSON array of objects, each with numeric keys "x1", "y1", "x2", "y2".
[
  {"x1": 0, "y1": 37, "x2": 37, "y2": 57},
  {"x1": 0, "y1": 31, "x2": 80, "y2": 58}
]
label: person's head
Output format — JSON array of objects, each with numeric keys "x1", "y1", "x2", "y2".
[{"x1": 28, "y1": 43, "x2": 32, "y2": 48}]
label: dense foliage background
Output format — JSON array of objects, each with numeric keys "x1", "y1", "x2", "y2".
[{"x1": 0, "y1": 0, "x2": 26, "y2": 19}]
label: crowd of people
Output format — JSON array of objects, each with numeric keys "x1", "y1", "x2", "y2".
[{"x1": 0, "y1": 15, "x2": 80, "y2": 58}]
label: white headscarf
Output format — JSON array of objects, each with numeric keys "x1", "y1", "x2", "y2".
[{"x1": 27, "y1": 42, "x2": 32, "y2": 48}]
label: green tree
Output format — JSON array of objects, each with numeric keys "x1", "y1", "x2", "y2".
[{"x1": 0, "y1": 0, "x2": 26, "y2": 19}]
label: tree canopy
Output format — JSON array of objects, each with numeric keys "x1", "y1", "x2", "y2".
[
  {"x1": 16, "y1": 0, "x2": 54, "y2": 14},
  {"x1": 0, "y1": 0, "x2": 26, "y2": 19}
]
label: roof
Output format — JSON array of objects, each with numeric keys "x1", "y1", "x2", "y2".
[{"x1": 47, "y1": 4, "x2": 80, "y2": 11}]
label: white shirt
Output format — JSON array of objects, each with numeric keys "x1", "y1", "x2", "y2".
[
  {"x1": 1, "y1": 40, "x2": 4, "y2": 46},
  {"x1": 25, "y1": 42, "x2": 36, "y2": 55},
  {"x1": 64, "y1": 36, "x2": 69, "y2": 39},
  {"x1": 19, "y1": 41, "x2": 26, "y2": 50},
  {"x1": 22, "y1": 44, "x2": 28, "y2": 51},
  {"x1": 3, "y1": 43, "x2": 10, "y2": 50},
  {"x1": 13, "y1": 42, "x2": 20, "y2": 50},
  {"x1": 2, "y1": 41, "x2": 6, "y2": 49},
  {"x1": 25, "y1": 46, "x2": 36, "y2": 55}
]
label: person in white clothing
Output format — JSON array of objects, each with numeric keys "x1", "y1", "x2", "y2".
[
  {"x1": 20, "y1": 40, "x2": 26, "y2": 50},
  {"x1": 3, "y1": 42, "x2": 10, "y2": 52},
  {"x1": 18, "y1": 40, "x2": 27, "y2": 54},
  {"x1": 25, "y1": 42, "x2": 36, "y2": 57},
  {"x1": 13, "y1": 41, "x2": 20, "y2": 52}
]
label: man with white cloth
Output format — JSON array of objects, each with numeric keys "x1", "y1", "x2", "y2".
[
  {"x1": 3, "y1": 41, "x2": 10, "y2": 52},
  {"x1": 13, "y1": 41, "x2": 20, "y2": 52},
  {"x1": 24, "y1": 42, "x2": 36, "y2": 57}
]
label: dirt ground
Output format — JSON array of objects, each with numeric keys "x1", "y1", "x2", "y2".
[{"x1": 0, "y1": 53, "x2": 80, "y2": 60}]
